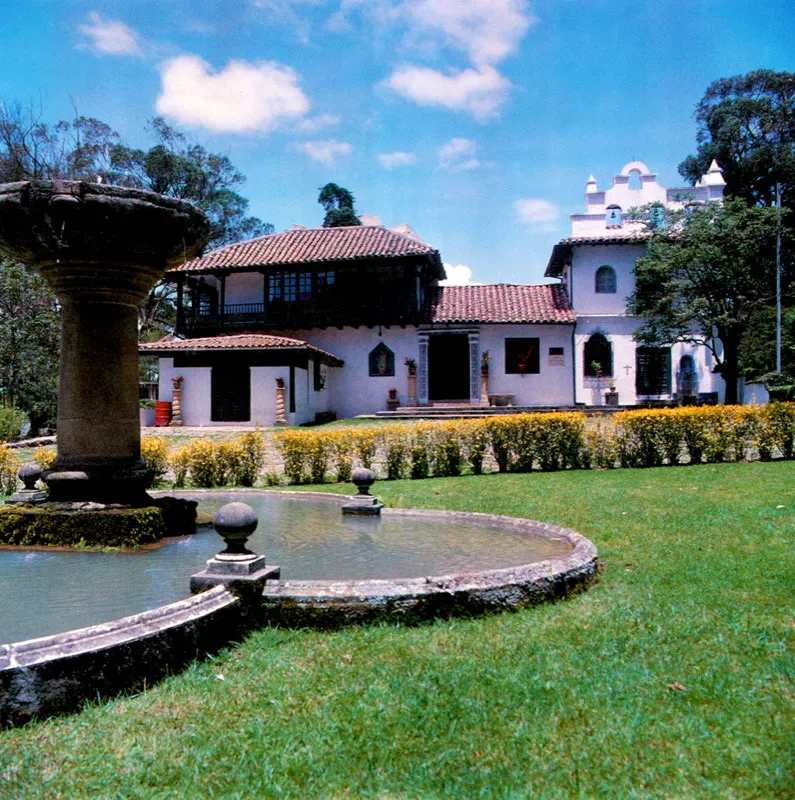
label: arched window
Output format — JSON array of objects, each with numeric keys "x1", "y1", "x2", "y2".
[
  {"x1": 368, "y1": 342, "x2": 395, "y2": 377},
  {"x1": 628, "y1": 171, "x2": 642, "y2": 190},
  {"x1": 606, "y1": 205, "x2": 622, "y2": 228},
  {"x1": 584, "y1": 334, "x2": 613, "y2": 377},
  {"x1": 595, "y1": 265, "x2": 617, "y2": 294},
  {"x1": 678, "y1": 354, "x2": 698, "y2": 399}
]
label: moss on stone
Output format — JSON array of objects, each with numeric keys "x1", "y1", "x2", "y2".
[{"x1": 0, "y1": 505, "x2": 169, "y2": 548}]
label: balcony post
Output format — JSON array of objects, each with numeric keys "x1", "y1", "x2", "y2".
[
  {"x1": 218, "y1": 273, "x2": 226, "y2": 330},
  {"x1": 176, "y1": 275, "x2": 185, "y2": 332}
]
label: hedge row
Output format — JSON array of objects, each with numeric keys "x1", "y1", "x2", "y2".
[
  {"x1": 145, "y1": 430, "x2": 268, "y2": 489},
  {"x1": 271, "y1": 404, "x2": 795, "y2": 484},
  {"x1": 2, "y1": 405, "x2": 793, "y2": 495}
]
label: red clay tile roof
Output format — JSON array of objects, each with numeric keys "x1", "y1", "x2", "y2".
[
  {"x1": 169, "y1": 225, "x2": 444, "y2": 276},
  {"x1": 427, "y1": 284, "x2": 574, "y2": 324},
  {"x1": 139, "y1": 334, "x2": 344, "y2": 366}
]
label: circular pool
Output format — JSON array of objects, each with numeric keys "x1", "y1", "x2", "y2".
[{"x1": 0, "y1": 491, "x2": 596, "y2": 642}]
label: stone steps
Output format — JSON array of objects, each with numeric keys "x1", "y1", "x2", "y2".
[{"x1": 357, "y1": 405, "x2": 626, "y2": 420}]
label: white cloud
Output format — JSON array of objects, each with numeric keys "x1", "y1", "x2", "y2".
[
  {"x1": 78, "y1": 12, "x2": 143, "y2": 57},
  {"x1": 251, "y1": 0, "x2": 326, "y2": 42},
  {"x1": 300, "y1": 140, "x2": 353, "y2": 165},
  {"x1": 403, "y1": 0, "x2": 535, "y2": 67},
  {"x1": 383, "y1": 64, "x2": 510, "y2": 121},
  {"x1": 298, "y1": 113, "x2": 340, "y2": 133},
  {"x1": 156, "y1": 55, "x2": 311, "y2": 133},
  {"x1": 332, "y1": 1, "x2": 534, "y2": 66},
  {"x1": 513, "y1": 198, "x2": 560, "y2": 232},
  {"x1": 440, "y1": 264, "x2": 480, "y2": 286},
  {"x1": 378, "y1": 151, "x2": 417, "y2": 169},
  {"x1": 438, "y1": 138, "x2": 480, "y2": 171}
]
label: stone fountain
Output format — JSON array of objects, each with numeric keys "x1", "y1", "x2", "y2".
[{"x1": 0, "y1": 180, "x2": 208, "y2": 541}]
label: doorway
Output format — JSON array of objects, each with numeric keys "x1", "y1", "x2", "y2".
[
  {"x1": 428, "y1": 334, "x2": 470, "y2": 401},
  {"x1": 211, "y1": 365, "x2": 251, "y2": 421}
]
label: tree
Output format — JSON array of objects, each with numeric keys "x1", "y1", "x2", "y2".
[
  {"x1": 109, "y1": 118, "x2": 273, "y2": 250},
  {"x1": 629, "y1": 198, "x2": 782, "y2": 404},
  {"x1": 678, "y1": 70, "x2": 795, "y2": 208},
  {"x1": 678, "y1": 70, "x2": 795, "y2": 379},
  {"x1": 0, "y1": 257, "x2": 59, "y2": 430},
  {"x1": 318, "y1": 182, "x2": 360, "y2": 227},
  {"x1": 0, "y1": 104, "x2": 274, "y2": 336}
]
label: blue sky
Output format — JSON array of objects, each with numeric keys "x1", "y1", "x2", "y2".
[{"x1": 1, "y1": 0, "x2": 793, "y2": 284}]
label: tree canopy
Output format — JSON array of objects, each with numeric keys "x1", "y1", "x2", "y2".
[
  {"x1": 678, "y1": 70, "x2": 795, "y2": 208},
  {"x1": 0, "y1": 257, "x2": 59, "y2": 429},
  {"x1": 629, "y1": 198, "x2": 784, "y2": 404},
  {"x1": 318, "y1": 182, "x2": 361, "y2": 227},
  {"x1": 0, "y1": 102, "x2": 274, "y2": 339}
]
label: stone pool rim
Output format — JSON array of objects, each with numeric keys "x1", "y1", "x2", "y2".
[
  {"x1": 156, "y1": 488, "x2": 600, "y2": 626},
  {"x1": 1, "y1": 489, "x2": 598, "y2": 725}
]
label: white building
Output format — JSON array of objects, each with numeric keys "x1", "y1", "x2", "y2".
[
  {"x1": 546, "y1": 159, "x2": 728, "y2": 407},
  {"x1": 141, "y1": 160, "x2": 733, "y2": 426}
]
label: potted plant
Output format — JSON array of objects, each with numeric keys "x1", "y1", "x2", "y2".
[
  {"x1": 481, "y1": 350, "x2": 491, "y2": 375},
  {"x1": 388, "y1": 388, "x2": 398, "y2": 401},
  {"x1": 605, "y1": 377, "x2": 619, "y2": 406},
  {"x1": 139, "y1": 399, "x2": 156, "y2": 427},
  {"x1": 404, "y1": 357, "x2": 417, "y2": 375}
]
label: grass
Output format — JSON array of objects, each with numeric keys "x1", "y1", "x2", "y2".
[{"x1": 1, "y1": 462, "x2": 793, "y2": 799}]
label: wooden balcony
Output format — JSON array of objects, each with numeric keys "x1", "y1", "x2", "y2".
[{"x1": 181, "y1": 299, "x2": 420, "y2": 334}]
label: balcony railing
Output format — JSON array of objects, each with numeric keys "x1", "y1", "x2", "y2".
[{"x1": 183, "y1": 299, "x2": 419, "y2": 333}]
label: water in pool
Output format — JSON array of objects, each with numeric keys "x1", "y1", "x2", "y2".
[{"x1": 0, "y1": 493, "x2": 571, "y2": 643}]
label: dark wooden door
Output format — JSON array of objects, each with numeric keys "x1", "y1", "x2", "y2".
[
  {"x1": 211, "y1": 366, "x2": 250, "y2": 421},
  {"x1": 429, "y1": 334, "x2": 470, "y2": 401}
]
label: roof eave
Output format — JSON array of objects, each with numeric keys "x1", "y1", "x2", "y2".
[
  {"x1": 138, "y1": 343, "x2": 344, "y2": 367},
  {"x1": 168, "y1": 247, "x2": 444, "y2": 277}
]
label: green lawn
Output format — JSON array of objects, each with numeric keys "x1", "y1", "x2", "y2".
[{"x1": 1, "y1": 462, "x2": 793, "y2": 799}]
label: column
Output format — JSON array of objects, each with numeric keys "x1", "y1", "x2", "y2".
[
  {"x1": 418, "y1": 334, "x2": 429, "y2": 405},
  {"x1": 468, "y1": 332, "x2": 480, "y2": 405}
]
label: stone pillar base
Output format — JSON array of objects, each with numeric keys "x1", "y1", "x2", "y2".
[
  {"x1": 480, "y1": 373, "x2": 489, "y2": 406},
  {"x1": 44, "y1": 460, "x2": 152, "y2": 505},
  {"x1": 407, "y1": 373, "x2": 417, "y2": 406},
  {"x1": 341, "y1": 496, "x2": 384, "y2": 515},
  {"x1": 190, "y1": 556, "x2": 281, "y2": 602}
]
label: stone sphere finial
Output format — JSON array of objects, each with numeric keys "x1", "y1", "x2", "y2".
[
  {"x1": 351, "y1": 467, "x2": 376, "y2": 496},
  {"x1": 18, "y1": 463, "x2": 42, "y2": 491},
  {"x1": 213, "y1": 502, "x2": 258, "y2": 559}
]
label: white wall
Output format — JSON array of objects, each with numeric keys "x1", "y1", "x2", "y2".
[
  {"x1": 569, "y1": 244, "x2": 646, "y2": 317},
  {"x1": 478, "y1": 324, "x2": 574, "y2": 406},
  {"x1": 575, "y1": 316, "x2": 721, "y2": 406},
  {"x1": 290, "y1": 327, "x2": 421, "y2": 418},
  {"x1": 158, "y1": 358, "x2": 213, "y2": 425},
  {"x1": 157, "y1": 359, "x2": 318, "y2": 426},
  {"x1": 225, "y1": 272, "x2": 264, "y2": 306}
]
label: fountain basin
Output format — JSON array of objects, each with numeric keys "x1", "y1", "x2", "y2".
[
  {"x1": 0, "y1": 491, "x2": 598, "y2": 726},
  {"x1": 0, "y1": 180, "x2": 209, "y2": 506}
]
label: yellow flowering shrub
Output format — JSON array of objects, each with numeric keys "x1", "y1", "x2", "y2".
[
  {"x1": 273, "y1": 429, "x2": 311, "y2": 484},
  {"x1": 351, "y1": 428, "x2": 379, "y2": 470},
  {"x1": 382, "y1": 425, "x2": 409, "y2": 479},
  {"x1": 463, "y1": 419, "x2": 490, "y2": 475},
  {"x1": 140, "y1": 437, "x2": 170, "y2": 487},
  {"x1": 428, "y1": 421, "x2": 464, "y2": 477},
  {"x1": 0, "y1": 445, "x2": 20, "y2": 496},
  {"x1": 32, "y1": 446, "x2": 56, "y2": 472},
  {"x1": 234, "y1": 429, "x2": 268, "y2": 486},
  {"x1": 169, "y1": 445, "x2": 192, "y2": 488}
]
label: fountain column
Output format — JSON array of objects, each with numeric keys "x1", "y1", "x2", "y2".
[{"x1": 0, "y1": 180, "x2": 208, "y2": 504}]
